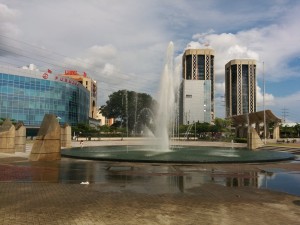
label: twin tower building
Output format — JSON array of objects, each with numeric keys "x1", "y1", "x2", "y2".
[{"x1": 179, "y1": 48, "x2": 256, "y2": 125}]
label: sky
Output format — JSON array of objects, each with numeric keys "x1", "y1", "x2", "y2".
[{"x1": 1, "y1": 0, "x2": 300, "y2": 122}]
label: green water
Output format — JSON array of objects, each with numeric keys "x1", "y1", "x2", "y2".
[{"x1": 61, "y1": 145, "x2": 295, "y2": 163}]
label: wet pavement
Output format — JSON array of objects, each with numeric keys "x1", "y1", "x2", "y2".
[{"x1": 0, "y1": 140, "x2": 300, "y2": 224}]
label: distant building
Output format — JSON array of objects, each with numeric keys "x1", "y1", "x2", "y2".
[
  {"x1": 96, "y1": 111, "x2": 115, "y2": 126},
  {"x1": 179, "y1": 48, "x2": 214, "y2": 124},
  {"x1": 0, "y1": 65, "x2": 89, "y2": 127},
  {"x1": 225, "y1": 59, "x2": 256, "y2": 117},
  {"x1": 62, "y1": 70, "x2": 98, "y2": 119}
]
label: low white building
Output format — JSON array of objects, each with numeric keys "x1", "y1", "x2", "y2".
[{"x1": 179, "y1": 80, "x2": 211, "y2": 125}]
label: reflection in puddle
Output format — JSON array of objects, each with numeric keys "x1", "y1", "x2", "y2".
[
  {"x1": 258, "y1": 170, "x2": 300, "y2": 196},
  {"x1": 210, "y1": 171, "x2": 258, "y2": 187},
  {"x1": 4, "y1": 158, "x2": 300, "y2": 196}
]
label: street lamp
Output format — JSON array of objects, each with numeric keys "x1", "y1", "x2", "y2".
[{"x1": 263, "y1": 62, "x2": 267, "y2": 144}]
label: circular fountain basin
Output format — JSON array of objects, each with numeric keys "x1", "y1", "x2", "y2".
[{"x1": 61, "y1": 145, "x2": 295, "y2": 164}]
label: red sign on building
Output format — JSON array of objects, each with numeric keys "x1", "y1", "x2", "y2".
[
  {"x1": 64, "y1": 70, "x2": 78, "y2": 75},
  {"x1": 42, "y1": 73, "x2": 48, "y2": 79},
  {"x1": 55, "y1": 76, "x2": 79, "y2": 86}
]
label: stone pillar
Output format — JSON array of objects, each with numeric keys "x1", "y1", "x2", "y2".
[
  {"x1": 273, "y1": 123, "x2": 280, "y2": 139},
  {"x1": 61, "y1": 123, "x2": 71, "y2": 148},
  {"x1": 247, "y1": 127, "x2": 264, "y2": 150},
  {"x1": 15, "y1": 123, "x2": 26, "y2": 152},
  {"x1": 0, "y1": 119, "x2": 15, "y2": 153},
  {"x1": 29, "y1": 114, "x2": 61, "y2": 161}
]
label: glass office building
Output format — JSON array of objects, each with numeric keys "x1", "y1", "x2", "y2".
[
  {"x1": 225, "y1": 59, "x2": 256, "y2": 117},
  {"x1": 0, "y1": 66, "x2": 90, "y2": 127}
]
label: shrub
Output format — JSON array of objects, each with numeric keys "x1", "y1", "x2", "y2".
[{"x1": 234, "y1": 138, "x2": 247, "y2": 143}]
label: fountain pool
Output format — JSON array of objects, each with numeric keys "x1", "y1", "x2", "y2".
[{"x1": 61, "y1": 146, "x2": 295, "y2": 163}]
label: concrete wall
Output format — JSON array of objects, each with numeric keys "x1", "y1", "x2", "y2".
[
  {"x1": 247, "y1": 127, "x2": 264, "y2": 150},
  {"x1": 15, "y1": 123, "x2": 26, "y2": 152},
  {"x1": 0, "y1": 119, "x2": 15, "y2": 153},
  {"x1": 61, "y1": 124, "x2": 71, "y2": 148},
  {"x1": 30, "y1": 114, "x2": 61, "y2": 161}
]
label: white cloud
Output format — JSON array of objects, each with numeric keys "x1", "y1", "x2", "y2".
[
  {"x1": 227, "y1": 45, "x2": 259, "y2": 60},
  {"x1": 186, "y1": 41, "x2": 204, "y2": 49},
  {"x1": 63, "y1": 43, "x2": 160, "y2": 105},
  {"x1": 256, "y1": 85, "x2": 275, "y2": 108},
  {"x1": 190, "y1": 4, "x2": 300, "y2": 83},
  {"x1": 63, "y1": 44, "x2": 118, "y2": 77},
  {"x1": 101, "y1": 63, "x2": 115, "y2": 76},
  {"x1": 88, "y1": 45, "x2": 117, "y2": 60},
  {"x1": 0, "y1": 3, "x2": 18, "y2": 21},
  {"x1": 271, "y1": 91, "x2": 300, "y2": 122},
  {"x1": 185, "y1": 4, "x2": 300, "y2": 120},
  {"x1": 0, "y1": 3, "x2": 20, "y2": 56},
  {"x1": 1, "y1": 0, "x2": 300, "y2": 121},
  {"x1": 100, "y1": 63, "x2": 129, "y2": 84},
  {"x1": 65, "y1": 45, "x2": 130, "y2": 85}
]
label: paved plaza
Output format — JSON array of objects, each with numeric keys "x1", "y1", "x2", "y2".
[{"x1": 0, "y1": 139, "x2": 299, "y2": 225}]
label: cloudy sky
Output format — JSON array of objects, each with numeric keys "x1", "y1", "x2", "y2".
[{"x1": 1, "y1": 0, "x2": 300, "y2": 122}]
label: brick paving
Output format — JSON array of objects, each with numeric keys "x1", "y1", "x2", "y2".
[
  {"x1": 0, "y1": 140, "x2": 299, "y2": 224},
  {"x1": 0, "y1": 182, "x2": 299, "y2": 225}
]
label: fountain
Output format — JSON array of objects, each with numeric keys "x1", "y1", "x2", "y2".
[
  {"x1": 61, "y1": 42, "x2": 295, "y2": 163},
  {"x1": 132, "y1": 107, "x2": 155, "y2": 136},
  {"x1": 154, "y1": 42, "x2": 177, "y2": 150}
]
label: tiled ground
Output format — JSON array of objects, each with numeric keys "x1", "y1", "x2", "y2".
[
  {"x1": 0, "y1": 140, "x2": 299, "y2": 224},
  {"x1": 0, "y1": 182, "x2": 299, "y2": 225}
]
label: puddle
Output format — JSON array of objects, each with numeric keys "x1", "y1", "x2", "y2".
[
  {"x1": 2, "y1": 158, "x2": 300, "y2": 196},
  {"x1": 258, "y1": 171, "x2": 300, "y2": 196}
]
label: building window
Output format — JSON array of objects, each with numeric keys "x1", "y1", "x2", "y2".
[
  {"x1": 197, "y1": 55, "x2": 205, "y2": 80},
  {"x1": 186, "y1": 95, "x2": 192, "y2": 98},
  {"x1": 231, "y1": 65, "x2": 237, "y2": 116},
  {"x1": 186, "y1": 55, "x2": 192, "y2": 80},
  {"x1": 242, "y1": 65, "x2": 249, "y2": 114}
]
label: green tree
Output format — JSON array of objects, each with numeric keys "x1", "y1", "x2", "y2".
[
  {"x1": 214, "y1": 117, "x2": 232, "y2": 132},
  {"x1": 72, "y1": 123, "x2": 100, "y2": 138},
  {"x1": 196, "y1": 122, "x2": 211, "y2": 133},
  {"x1": 280, "y1": 124, "x2": 295, "y2": 138},
  {"x1": 100, "y1": 90, "x2": 156, "y2": 134},
  {"x1": 214, "y1": 117, "x2": 233, "y2": 140},
  {"x1": 294, "y1": 123, "x2": 300, "y2": 137}
]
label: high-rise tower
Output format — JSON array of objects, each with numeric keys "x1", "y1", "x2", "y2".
[
  {"x1": 179, "y1": 48, "x2": 214, "y2": 124},
  {"x1": 225, "y1": 59, "x2": 256, "y2": 117}
]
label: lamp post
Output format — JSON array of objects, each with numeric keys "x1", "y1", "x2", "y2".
[
  {"x1": 125, "y1": 90, "x2": 128, "y2": 138},
  {"x1": 263, "y1": 62, "x2": 267, "y2": 144},
  {"x1": 194, "y1": 121, "x2": 196, "y2": 140}
]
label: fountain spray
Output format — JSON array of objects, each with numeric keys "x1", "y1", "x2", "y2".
[{"x1": 155, "y1": 42, "x2": 179, "y2": 150}]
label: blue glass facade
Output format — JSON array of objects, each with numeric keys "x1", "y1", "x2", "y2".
[{"x1": 0, "y1": 68, "x2": 90, "y2": 126}]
